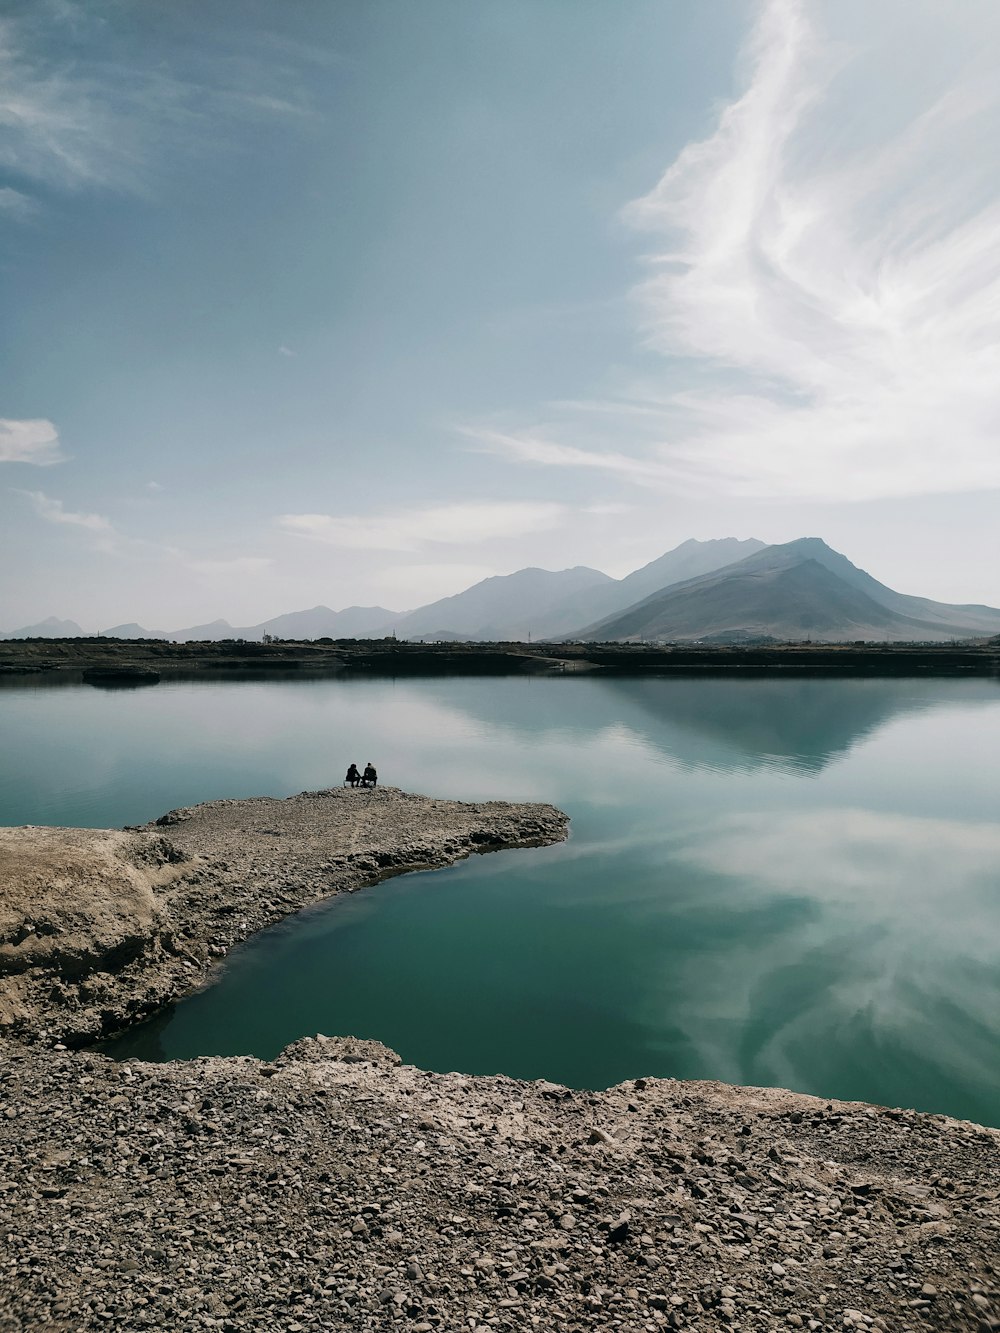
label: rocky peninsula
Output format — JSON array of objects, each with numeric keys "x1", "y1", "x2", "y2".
[{"x1": 0, "y1": 788, "x2": 997, "y2": 1331}]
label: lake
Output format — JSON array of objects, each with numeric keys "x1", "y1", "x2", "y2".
[{"x1": 4, "y1": 670, "x2": 1000, "y2": 1126}]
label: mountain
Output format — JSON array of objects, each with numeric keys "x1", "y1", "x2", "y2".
[
  {"x1": 101, "y1": 622, "x2": 159, "y2": 639},
  {"x1": 764, "y1": 538, "x2": 1000, "y2": 635},
  {"x1": 617, "y1": 537, "x2": 768, "y2": 602},
  {"x1": 0, "y1": 616, "x2": 87, "y2": 640},
  {"x1": 101, "y1": 618, "x2": 237, "y2": 642},
  {"x1": 551, "y1": 537, "x2": 767, "y2": 632},
  {"x1": 252, "y1": 605, "x2": 395, "y2": 640},
  {"x1": 165, "y1": 619, "x2": 236, "y2": 642},
  {"x1": 21, "y1": 538, "x2": 995, "y2": 647},
  {"x1": 390, "y1": 540, "x2": 765, "y2": 642},
  {"x1": 577, "y1": 539, "x2": 1000, "y2": 643},
  {"x1": 390, "y1": 566, "x2": 616, "y2": 642}
]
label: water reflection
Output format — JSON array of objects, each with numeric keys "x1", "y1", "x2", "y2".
[
  {"x1": 5, "y1": 672, "x2": 1000, "y2": 1124},
  {"x1": 655, "y1": 808, "x2": 1000, "y2": 1123}
]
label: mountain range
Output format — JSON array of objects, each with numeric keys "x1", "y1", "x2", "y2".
[{"x1": 5, "y1": 537, "x2": 1000, "y2": 644}]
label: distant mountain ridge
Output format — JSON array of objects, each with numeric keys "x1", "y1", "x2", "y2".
[
  {"x1": 576, "y1": 539, "x2": 1000, "y2": 643},
  {"x1": 98, "y1": 605, "x2": 398, "y2": 643},
  {"x1": 0, "y1": 616, "x2": 86, "y2": 640},
  {"x1": 6, "y1": 537, "x2": 999, "y2": 644}
]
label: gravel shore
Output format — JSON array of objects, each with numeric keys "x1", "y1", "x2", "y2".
[{"x1": 0, "y1": 789, "x2": 997, "y2": 1331}]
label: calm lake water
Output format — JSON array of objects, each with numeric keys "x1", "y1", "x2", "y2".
[{"x1": 4, "y1": 670, "x2": 1000, "y2": 1126}]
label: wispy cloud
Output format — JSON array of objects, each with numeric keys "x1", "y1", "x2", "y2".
[
  {"x1": 16, "y1": 485, "x2": 276, "y2": 587},
  {"x1": 464, "y1": 426, "x2": 685, "y2": 486},
  {"x1": 0, "y1": 418, "x2": 64, "y2": 465},
  {"x1": 277, "y1": 501, "x2": 568, "y2": 552},
  {"x1": 0, "y1": 186, "x2": 35, "y2": 219},
  {"x1": 0, "y1": 14, "x2": 145, "y2": 191},
  {"x1": 474, "y1": 0, "x2": 1000, "y2": 503},
  {"x1": 0, "y1": 7, "x2": 316, "y2": 201},
  {"x1": 18, "y1": 488, "x2": 112, "y2": 534}
]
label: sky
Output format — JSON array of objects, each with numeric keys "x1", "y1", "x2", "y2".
[{"x1": 3, "y1": 0, "x2": 1000, "y2": 631}]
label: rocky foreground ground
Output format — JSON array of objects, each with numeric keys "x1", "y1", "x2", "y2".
[{"x1": 0, "y1": 789, "x2": 997, "y2": 1331}]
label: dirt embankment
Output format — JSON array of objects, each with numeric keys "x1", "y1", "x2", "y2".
[{"x1": 0, "y1": 789, "x2": 997, "y2": 1332}]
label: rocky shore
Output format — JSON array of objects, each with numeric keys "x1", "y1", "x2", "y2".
[
  {"x1": 0, "y1": 789, "x2": 997, "y2": 1331},
  {"x1": 0, "y1": 787, "x2": 568, "y2": 1047}
]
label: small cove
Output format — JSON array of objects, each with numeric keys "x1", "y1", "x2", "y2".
[{"x1": 4, "y1": 671, "x2": 1000, "y2": 1125}]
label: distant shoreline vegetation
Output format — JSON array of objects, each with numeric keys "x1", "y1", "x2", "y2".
[{"x1": 2, "y1": 636, "x2": 999, "y2": 679}]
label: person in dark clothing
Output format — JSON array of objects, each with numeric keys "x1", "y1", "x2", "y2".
[
  {"x1": 345, "y1": 762, "x2": 361, "y2": 788},
  {"x1": 362, "y1": 762, "x2": 377, "y2": 788}
]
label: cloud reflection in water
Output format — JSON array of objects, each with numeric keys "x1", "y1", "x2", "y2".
[{"x1": 658, "y1": 808, "x2": 1000, "y2": 1119}]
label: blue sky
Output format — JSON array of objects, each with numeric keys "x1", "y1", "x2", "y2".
[{"x1": 3, "y1": 0, "x2": 1000, "y2": 630}]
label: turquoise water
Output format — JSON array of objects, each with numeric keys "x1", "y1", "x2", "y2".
[{"x1": 4, "y1": 672, "x2": 1000, "y2": 1125}]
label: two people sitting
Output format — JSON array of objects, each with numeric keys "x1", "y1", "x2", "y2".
[{"x1": 345, "y1": 761, "x2": 377, "y2": 789}]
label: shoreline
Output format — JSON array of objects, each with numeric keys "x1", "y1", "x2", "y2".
[
  {"x1": 0, "y1": 790, "x2": 997, "y2": 1330},
  {"x1": 0, "y1": 787, "x2": 569, "y2": 1048},
  {"x1": 3, "y1": 635, "x2": 1000, "y2": 681}
]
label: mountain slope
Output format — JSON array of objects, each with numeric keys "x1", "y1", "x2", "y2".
[
  {"x1": 551, "y1": 537, "x2": 767, "y2": 633},
  {"x1": 578, "y1": 539, "x2": 1000, "y2": 643},
  {"x1": 769, "y1": 538, "x2": 1000, "y2": 635},
  {"x1": 617, "y1": 537, "x2": 767, "y2": 602},
  {"x1": 391, "y1": 566, "x2": 615, "y2": 641}
]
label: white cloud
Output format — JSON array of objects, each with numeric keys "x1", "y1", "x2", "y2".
[
  {"x1": 19, "y1": 488, "x2": 112, "y2": 533},
  {"x1": 276, "y1": 501, "x2": 568, "y2": 552},
  {"x1": 278, "y1": 345, "x2": 295, "y2": 357},
  {"x1": 0, "y1": 418, "x2": 64, "y2": 465},
  {"x1": 474, "y1": 0, "x2": 1000, "y2": 503}
]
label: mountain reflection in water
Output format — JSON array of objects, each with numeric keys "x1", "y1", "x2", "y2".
[{"x1": 5, "y1": 671, "x2": 1000, "y2": 1126}]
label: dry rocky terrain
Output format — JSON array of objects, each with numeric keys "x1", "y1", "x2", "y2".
[{"x1": 0, "y1": 788, "x2": 997, "y2": 1331}]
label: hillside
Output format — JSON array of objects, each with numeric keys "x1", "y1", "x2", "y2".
[{"x1": 579, "y1": 540, "x2": 1000, "y2": 643}]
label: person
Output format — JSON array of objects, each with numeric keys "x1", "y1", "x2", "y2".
[
  {"x1": 345, "y1": 762, "x2": 360, "y2": 788},
  {"x1": 362, "y1": 761, "x2": 377, "y2": 788}
]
